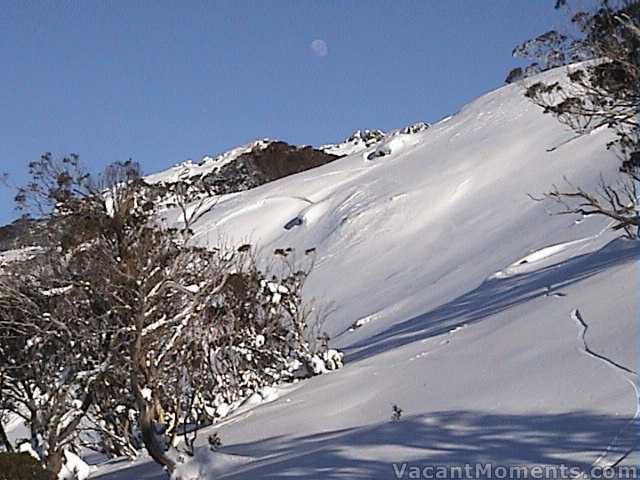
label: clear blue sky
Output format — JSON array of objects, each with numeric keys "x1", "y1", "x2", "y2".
[{"x1": 0, "y1": 1, "x2": 562, "y2": 225}]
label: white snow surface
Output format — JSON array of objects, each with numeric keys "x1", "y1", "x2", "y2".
[{"x1": 92, "y1": 68, "x2": 639, "y2": 478}]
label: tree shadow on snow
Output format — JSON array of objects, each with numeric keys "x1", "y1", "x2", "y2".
[
  {"x1": 346, "y1": 239, "x2": 640, "y2": 363},
  {"x1": 94, "y1": 410, "x2": 636, "y2": 479},
  {"x1": 217, "y1": 411, "x2": 637, "y2": 479}
]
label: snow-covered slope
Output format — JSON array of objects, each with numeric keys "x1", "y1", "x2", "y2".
[{"x1": 95, "y1": 69, "x2": 639, "y2": 479}]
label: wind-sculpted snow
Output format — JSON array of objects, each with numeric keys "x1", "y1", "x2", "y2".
[{"x1": 93, "y1": 68, "x2": 639, "y2": 479}]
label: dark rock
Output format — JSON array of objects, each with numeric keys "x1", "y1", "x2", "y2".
[{"x1": 199, "y1": 141, "x2": 342, "y2": 197}]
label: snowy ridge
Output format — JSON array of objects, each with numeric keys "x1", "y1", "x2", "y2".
[
  {"x1": 88, "y1": 67, "x2": 639, "y2": 478},
  {"x1": 144, "y1": 121, "x2": 430, "y2": 186},
  {"x1": 320, "y1": 122, "x2": 429, "y2": 157},
  {"x1": 144, "y1": 139, "x2": 272, "y2": 185},
  {"x1": 321, "y1": 129, "x2": 386, "y2": 156}
]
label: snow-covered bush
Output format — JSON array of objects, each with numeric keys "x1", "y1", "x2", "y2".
[
  {"x1": 87, "y1": 237, "x2": 335, "y2": 473},
  {"x1": 323, "y1": 349, "x2": 344, "y2": 371},
  {"x1": 391, "y1": 404, "x2": 403, "y2": 422},
  {"x1": 1, "y1": 154, "x2": 342, "y2": 476},
  {"x1": 0, "y1": 248, "x2": 115, "y2": 478},
  {"x1": 191, "y1": 258, "x2": 320, "y2": 408}
]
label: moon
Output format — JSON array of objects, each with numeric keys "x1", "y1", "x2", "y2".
[{"x1": 310, "y1": 39, "x2": 329, "y2": 57}]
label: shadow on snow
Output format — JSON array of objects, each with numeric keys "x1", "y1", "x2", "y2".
[
  {"x1": 94, "y1": 410, "x2": 636, "y2": 479},
  {"x1": 346, "y1": 238, "x2": 640, "y2": 363},
  {"x1": 93, "y1": 239, "x2": 640, "y2": 479}
]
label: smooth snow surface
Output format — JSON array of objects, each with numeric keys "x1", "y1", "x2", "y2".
[{"x1": 93, "y1": 68, "x2": 638, "y2": 479}]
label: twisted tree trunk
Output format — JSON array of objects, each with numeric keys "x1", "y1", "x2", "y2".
[
  {"x1": 131, "y1": 315, "x2": 176, "y2": 474},
  {"x1": 44, "y1": 449, "x2": 64, "y2": 480}
]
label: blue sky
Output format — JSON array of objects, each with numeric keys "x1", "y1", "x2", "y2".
[{"x1": 0, "y1": 1, "x2": 562, "y2": 224}]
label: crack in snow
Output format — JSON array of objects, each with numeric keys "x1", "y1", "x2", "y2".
[{"x1": 571, "y1": 309, "x2": 639, "y2": 468}]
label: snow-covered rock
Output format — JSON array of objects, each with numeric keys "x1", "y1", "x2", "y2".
[
  {"x1": 144, "y1": 139, "x2": 272, "y2": 185},
  {"x1": 144, "y1": 140, "x2": 341, "y2": 210},
  {"x1": 400, "y1": 121, "x2": 430, "y2": 135},
  {"x1": 322, "y1": 349, "x2": 344, "y2": 371},
  {"x1": 321, "y1": 129, "x2": 385, "y2": 156}
]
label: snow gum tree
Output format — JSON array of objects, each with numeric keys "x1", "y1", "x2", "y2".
[
  {"x1": 0, "y1": 234, "x2": 118, "y2": 477},
  {"x1": 514, "y1": 0, "x2": 640, "y2": 237},
  {"x1": 1, "y1": 153, "x2": 337, "y2": 476}
]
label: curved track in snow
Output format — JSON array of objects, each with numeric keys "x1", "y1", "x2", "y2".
[{"x1": 571, "y1": 309, "x2": 639, "y2": 468}]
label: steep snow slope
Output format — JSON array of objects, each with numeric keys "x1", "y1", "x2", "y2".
[{"x1": 96, "y1": 69, "x2": 639, "y2": 479}]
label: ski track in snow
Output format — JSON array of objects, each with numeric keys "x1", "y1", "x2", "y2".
[{"x1": 571, "y1": 309, "x2": 640, "y2": 468}]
